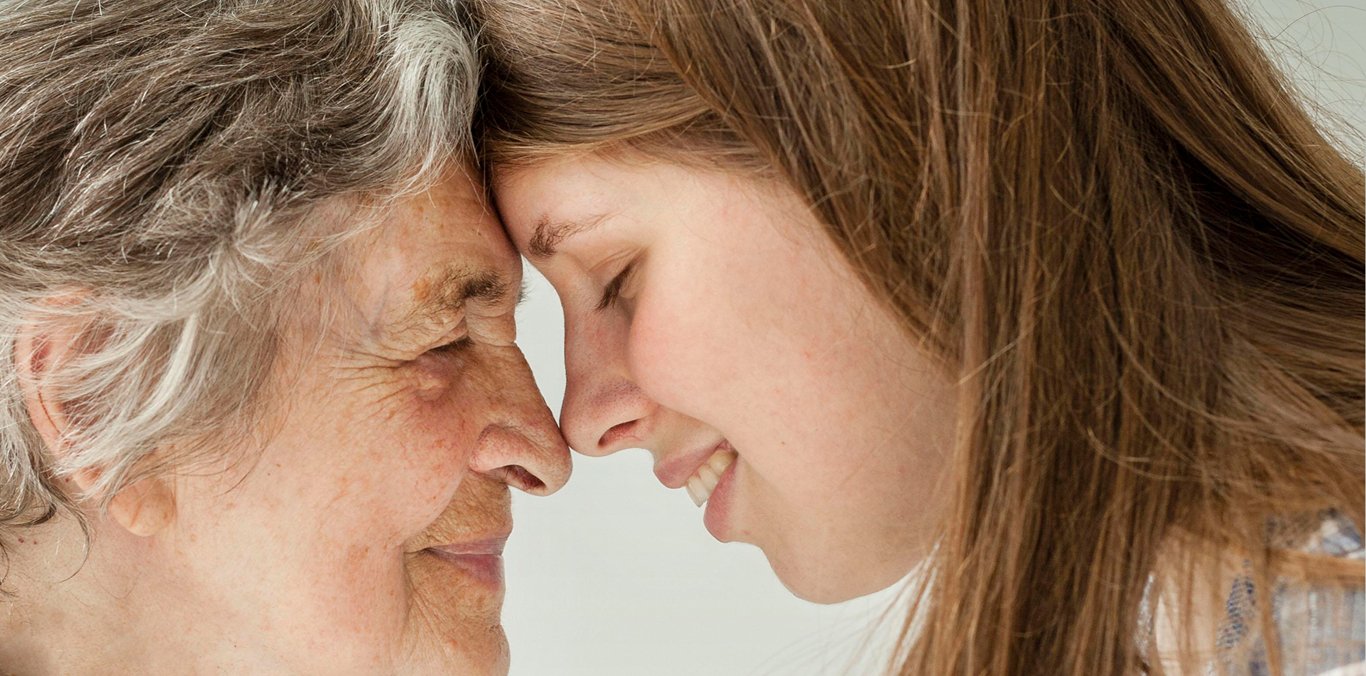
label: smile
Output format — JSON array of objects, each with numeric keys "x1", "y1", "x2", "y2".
[{"x1": 685, "y1": 443, "x2": 738, "y2": 507}]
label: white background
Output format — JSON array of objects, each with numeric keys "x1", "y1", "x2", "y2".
[{"x1": 501, "y1": 2, "x2": 1364, "y2": 674}]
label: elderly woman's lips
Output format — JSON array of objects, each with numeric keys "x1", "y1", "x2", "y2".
[{"x1": 424, "y1": 536, "x2": 507, "y2": 587}]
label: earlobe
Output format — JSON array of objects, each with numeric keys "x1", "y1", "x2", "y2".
[{"x1": 107, "y1": 477, "x2": 177, "y2": 537}]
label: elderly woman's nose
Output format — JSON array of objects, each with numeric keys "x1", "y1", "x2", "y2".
[{"x1": 467, "y1": 349, "x2": 571, "y2": 496}]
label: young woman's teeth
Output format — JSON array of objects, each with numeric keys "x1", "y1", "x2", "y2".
[{"x1": 685, "y1": 447, "x2": 737, "y2": 506}]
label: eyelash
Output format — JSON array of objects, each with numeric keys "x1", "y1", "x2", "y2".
[{"x1": 596, "y1": 262, "x2": 635, "y2": 311}]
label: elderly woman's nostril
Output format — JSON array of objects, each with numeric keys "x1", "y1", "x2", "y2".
[
  {"x1": 473, "y1": 423, "x2": 570, "y2": 495},
  {"x1": 489, "y1": 465, "x2": 546, "y2": 493}
]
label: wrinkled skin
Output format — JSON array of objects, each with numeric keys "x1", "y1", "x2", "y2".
[{"x1": 3, "y1": 173, "x2": 569, "y2": 674}]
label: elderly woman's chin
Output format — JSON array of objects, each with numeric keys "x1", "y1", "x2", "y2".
[
  {"x1": 399, "y1": 479, "x2": 516, "y2": 673},
  {"x1": 404, "y1": 552, "x2": 511, "y2": 673}
]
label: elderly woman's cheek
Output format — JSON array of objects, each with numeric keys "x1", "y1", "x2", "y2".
[
  {"x1": 408, "y1": 355, "x2": 464, "y2": 402},
  {"x1": 366, "y1": 362, "x2": 480, "y2": 518}
]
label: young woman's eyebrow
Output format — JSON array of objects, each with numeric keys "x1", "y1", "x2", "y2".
[{"x1": 526, "y1": 212, "x2": 611, "y2": 259}]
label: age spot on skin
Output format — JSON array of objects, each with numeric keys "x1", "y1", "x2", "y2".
[{"x1": 412, "y1": 276, "x2": 434, "y2": 304}]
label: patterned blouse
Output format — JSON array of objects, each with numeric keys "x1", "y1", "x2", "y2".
[
  {"x1": 1136, "y1": 512, "x2": 1364, "y2": 675},
  {"x1": 1215, "y1": 513, "x2": 1364, "y2": 675}
]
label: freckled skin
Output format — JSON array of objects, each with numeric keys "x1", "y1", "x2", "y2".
[
  {"x1": 496, "y1": 156, "x2": 957, "y2": 604},
  {"x1": 5, "y1": 173, "x2": 569, "y2": 673},
  {"x1": 157, "y1": 175, "x2": 564, "y2": 673}
]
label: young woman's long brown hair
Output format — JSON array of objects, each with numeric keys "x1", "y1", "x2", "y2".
[{"x1": 473, "y1": 0, "x2": 1365, "y2": 672}]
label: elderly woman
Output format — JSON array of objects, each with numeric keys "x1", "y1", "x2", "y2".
[{"x1": 0, "y1": 0, "x2": 569, "y2": 673}]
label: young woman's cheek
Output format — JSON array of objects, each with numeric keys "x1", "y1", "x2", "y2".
[
  {"x1": 621, "y1": 294, "x2": 683, "y2": 407},
  {"x1": 618, "y1": 275, "x2": 713, "y2": 409}
]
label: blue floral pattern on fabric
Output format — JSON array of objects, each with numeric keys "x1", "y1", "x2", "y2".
[{"x1": 1214, "y1": 514, "x2": 1365, "y2": 676}]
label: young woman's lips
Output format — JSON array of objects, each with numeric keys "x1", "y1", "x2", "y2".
[
  {"x1": 425, "y1": 536, "x2": 507, "y2": 588},
  {"x1": 653, "y1": 441, "x2": 727, "y2": 489},
  {"x1": 702, "y1": 458, "x2": 738, "y2": 542}
]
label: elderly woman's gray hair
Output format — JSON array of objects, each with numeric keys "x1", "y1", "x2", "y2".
[{"x1": 0, "y1": 0, "x2": 478, "y2": 566}]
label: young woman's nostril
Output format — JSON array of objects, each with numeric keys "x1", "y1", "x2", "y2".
[{"x1": 598, "y1": 420, "x2": 638, "y2": 451}]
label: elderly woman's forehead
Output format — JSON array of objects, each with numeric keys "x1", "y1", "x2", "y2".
[
  {"x1": 339, "y1": 180, "x2": 519, "y2": 327},
  {"x1": 384, "y1": 177, "x2": 511, "y2": 265}
]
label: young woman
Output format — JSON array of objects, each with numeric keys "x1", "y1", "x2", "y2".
[{"x1": 473, "y1": 0, "x2": 1364, "y2": 672}]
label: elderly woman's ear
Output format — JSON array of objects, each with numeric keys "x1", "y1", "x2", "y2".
[{"x1": 12, "y1": 309, "x2": 176, "y2": 537}]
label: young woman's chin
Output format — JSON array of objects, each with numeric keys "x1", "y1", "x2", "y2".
[
  {"x1": 759, "y1": 551, "x2": 905, "y2": 605},
  {"x1": 746, "y1": 527, "x2": 922, "y2": 604}
]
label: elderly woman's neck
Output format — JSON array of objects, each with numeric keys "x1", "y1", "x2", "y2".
[{"x1": 0, "y1": 515, "x2": 154, "y2": 673}]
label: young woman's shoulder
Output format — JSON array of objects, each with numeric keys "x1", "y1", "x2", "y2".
[{"x1": 1222, "y1": 512, "x2": 1365, "y2": 675}]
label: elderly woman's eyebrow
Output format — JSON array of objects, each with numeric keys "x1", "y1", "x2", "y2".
[
  {"x1": 386, "y1": 267, "x2": 521, "y2": 341},
  {"x1": 423, "y1": 268, "x2": 520, "y2": 314}
]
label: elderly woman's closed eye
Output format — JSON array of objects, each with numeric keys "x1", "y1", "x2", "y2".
[{"x1": 0, "y1": 1, "x2": 569, "y2": 673}]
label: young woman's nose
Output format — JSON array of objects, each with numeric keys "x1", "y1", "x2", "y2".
[
  {"x1": 468, "y1": 348, "x2": 571, "y2": 495},
  {"x1": 559, "y1": 311, "x2": 655, "y2": 457}
]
